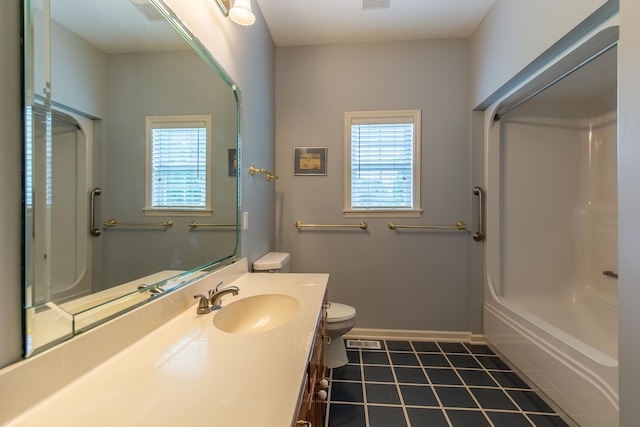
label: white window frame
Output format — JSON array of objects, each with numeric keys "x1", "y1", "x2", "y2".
[
  {"x1": 144, "y1": 115, "x2": 212, "y2": 216},
  {"x1": 344, "y1": 109, "x2": 422, "y2": 218}
]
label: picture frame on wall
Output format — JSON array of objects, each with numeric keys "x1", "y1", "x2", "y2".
[{"x1": 294, "y1": 147, "x2": 327, "y2": 176}]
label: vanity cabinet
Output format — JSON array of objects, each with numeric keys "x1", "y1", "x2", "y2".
[{"x1": 295, "y1": 300, "x2": 328, "y2": 426}]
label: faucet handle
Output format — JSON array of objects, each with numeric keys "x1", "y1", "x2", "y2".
[
  {"x1": 193, "y1": 294, "x2": 212, "y2": 315},
  {"x1": 214, "y1": 281, "x2": 225, "y2": 292}
]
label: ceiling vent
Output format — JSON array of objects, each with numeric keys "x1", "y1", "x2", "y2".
[
  {"x1": 362, "y1": 0, "x2": 390, "y2": 11},
  {"x1": 130, "y1": 0, "x2": 166, "y2": 22}
]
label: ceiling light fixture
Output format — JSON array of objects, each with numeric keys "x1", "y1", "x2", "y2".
[{"x1": 215, "y1": 0, "x2": 256, "y2": 26}]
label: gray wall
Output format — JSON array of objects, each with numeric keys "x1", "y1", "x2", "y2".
[
  {"x1": 470, "y1": 0, "x2": 612, "y2": 108},
  {"x1": 275, "y1": 40, "x2": 477, "y2": 333},
  {"x1": 0, "y1": 0, "x2": 22, "y2": 368}
]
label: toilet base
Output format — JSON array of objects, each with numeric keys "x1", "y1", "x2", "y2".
[{"x1": 327, "y1": 336, "x2": 348, "y2": 369}]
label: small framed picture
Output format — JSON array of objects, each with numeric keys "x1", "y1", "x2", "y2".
[
  {"x1": 294, "y1": 147, "x2": 327, "y2": 176},
  {"x1": 228, "y1": 148, "x2": 237, "y2": 176}
]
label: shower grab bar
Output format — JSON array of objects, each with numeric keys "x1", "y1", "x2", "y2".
[
  {"x1": 295, "y1": 221, "x2": 368, "y2": 230},
  {"x1": 188, "y1": 220, "x2": 237, "y2": 228},
  {"x1": 104, "y1": 218, "x2": 173, "y2": 229},
  {"x1": 90, "y1": 187, "x2": 102, "y2": 237},
  {"x1": 472, "y1": 186, "x2": 485, "y2": 242},
  {"x1": 388, "y1": 221, "x2": 468, "y2": 231},
  {"x1": 603, "y1": 270, "x2": 618, "y2": 279}
]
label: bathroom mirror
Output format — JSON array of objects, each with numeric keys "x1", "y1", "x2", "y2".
[{"x1": 23, "y1": 0, "x2": 240, "y2": 356}]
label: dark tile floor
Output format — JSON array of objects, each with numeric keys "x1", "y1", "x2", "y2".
[{"x1": 325, "y1": 339, "x2": 573, "y2": 427}]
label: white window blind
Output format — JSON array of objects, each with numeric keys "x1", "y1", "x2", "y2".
[
  {"x1": 351, "y1": 122, "x2": 414, "y2": 209},
  {"x1": 345, "y1": 110, "x2": 421, "y2": 216},
  {"x1": 146, "y1": 116, "x2": 211, "y2": 212}
]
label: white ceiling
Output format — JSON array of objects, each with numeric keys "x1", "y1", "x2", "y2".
[
  {"x1": 255, "y1": 0, "x2": 497, "y2": 47},
  {"x1": 50, "y1": 0, "x2": 188, "y2": 54}
]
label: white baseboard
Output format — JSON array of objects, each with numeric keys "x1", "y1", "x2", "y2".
[{"x1": 346, "y1": 328, "x2": 486, "y2": 345}]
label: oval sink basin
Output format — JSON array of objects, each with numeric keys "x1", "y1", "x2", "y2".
[{"x1": 213, "y1": 294, "x2": 299, "y2": 334}]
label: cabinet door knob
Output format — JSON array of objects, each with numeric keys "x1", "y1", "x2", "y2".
[
  {"x1": 317, "y1": 389, "x2": 328, "y2": 401},
  {"x1": 296, "y1": 421, "x2": 312, "y2": 426},
  {"x1": 319, "y1": 379, "x2": 329, "y2": 389}
]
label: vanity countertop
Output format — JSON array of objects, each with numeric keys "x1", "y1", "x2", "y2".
[{"x1": 8, "y1": 271, "x2": 328, "y2": 427}]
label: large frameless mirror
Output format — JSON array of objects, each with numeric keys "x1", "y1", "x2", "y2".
[{"x1": 23, "y1": 0, "x2": 240, "y2": 356}]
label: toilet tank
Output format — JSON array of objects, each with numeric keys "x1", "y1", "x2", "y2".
[{"x1": 252, "y1": 252, "x2": 291, "y2": 273}]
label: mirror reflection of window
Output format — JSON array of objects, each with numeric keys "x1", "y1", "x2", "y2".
[{"x1": 145, "y1": 115, "x2": 212, "y2": 213}]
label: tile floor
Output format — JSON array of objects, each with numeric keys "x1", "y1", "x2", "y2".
[{"x1": 325, "y1": 339, "x2": 573, "y2": 427}]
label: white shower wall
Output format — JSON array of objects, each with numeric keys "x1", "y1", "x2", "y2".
[{"x1": 500, "y1": 111, "x2": 617, "y2": 303}]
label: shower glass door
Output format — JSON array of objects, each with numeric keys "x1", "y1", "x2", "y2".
[{"x1": 28, "y1": 108, "x2": 91, "y2": 308}]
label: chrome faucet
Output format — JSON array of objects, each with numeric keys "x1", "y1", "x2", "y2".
[
  {"x1": 210, "y1": 281, "x2": 240, "y2": 310},
  {"x1": 193, "y1": 281, "x2": 240, "y2": 314},
  {"x1": 137, "y1": 283, "x2": 165, "y2": 295}
]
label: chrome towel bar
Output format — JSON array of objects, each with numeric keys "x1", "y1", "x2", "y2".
[
  {"x1": 388, "y1": 221, "x2": 468, "y2": 231},
  {"x1": 295, "y1": 221, "x2": 368, "y2": 230},
  {"x1": 104, "y1": 219, "x2": 173, "y2": 229}
]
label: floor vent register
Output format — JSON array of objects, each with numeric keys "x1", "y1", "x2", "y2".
[{"x1": 345, "y1": 339, "x2": 382, "y2": 350}]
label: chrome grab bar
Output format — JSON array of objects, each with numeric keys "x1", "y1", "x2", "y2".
[
  {"x1": 188, "y1": 220, "x2": 237, "y2": 228},
  {"x1": 90, "y1": 187, "x2": 102, "y2": 237},
  {"x1": 472, "y1": 186, "x2": 485, "y2": 242},
  {"x1": 388, "y1": 221, "x2": 467, "y2": 231},
  {"x1": 295, "y1": 221, "x2": 368, "y2": 230},
  {"x1": 104, "y1": 218, "x2": 173, "y2": 229}
]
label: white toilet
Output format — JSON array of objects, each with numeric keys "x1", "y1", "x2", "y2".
[{"x1": 252, "y1": 252, "x2": 357, "y2": 369}]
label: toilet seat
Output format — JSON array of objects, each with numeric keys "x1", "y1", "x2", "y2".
[{"x1": 327, "y1": 302, "x2": 356, "y2": 323}]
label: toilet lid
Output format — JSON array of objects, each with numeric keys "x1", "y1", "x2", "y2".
[{"x1": 327, "y1": 302, "x2": 356, "y2": 322}]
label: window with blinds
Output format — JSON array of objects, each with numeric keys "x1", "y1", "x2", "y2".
[
  {"x1": 344, "y1": 110, "x2": 421, "y2": 217},
  {"x1": 145, "y1": 115, "x2": 212, "y2": 214}
]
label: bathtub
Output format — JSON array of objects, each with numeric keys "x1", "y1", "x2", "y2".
[
  {"x1": 485, "y1": 286, "x2": 618, "y2": 427},
  {"x1": 483, "y1": 33, "x2": 619, "y2": 427}
]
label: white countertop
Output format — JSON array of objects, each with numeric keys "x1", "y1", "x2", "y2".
[{"x1": 8, "y1": 271, "x2": 328, "y2": 427}]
